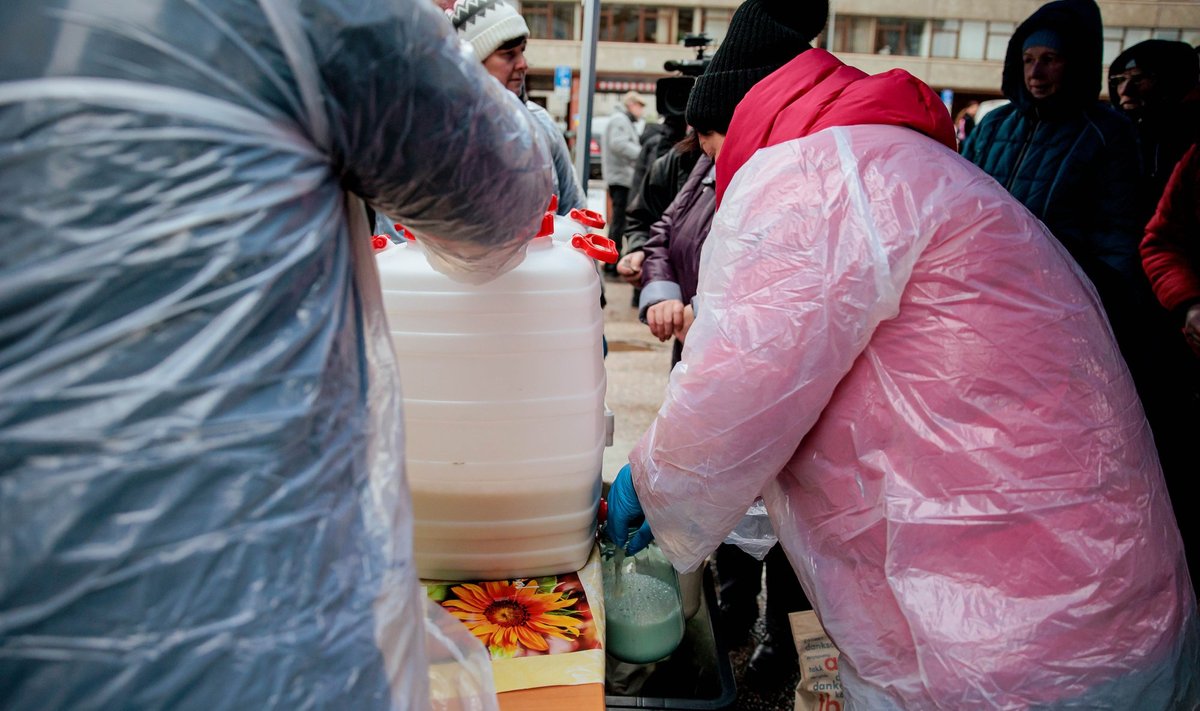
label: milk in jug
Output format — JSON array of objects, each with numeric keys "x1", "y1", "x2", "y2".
[{"x1": 376, "y1": 210, "x2": 616, "y2": 580}]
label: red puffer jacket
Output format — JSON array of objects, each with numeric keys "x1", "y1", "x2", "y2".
[{"x1": 1142, "y1": 143, "x2": 1200, "y2": 317}]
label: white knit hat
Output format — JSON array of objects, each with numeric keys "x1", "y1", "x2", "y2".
[{"x1": 451, "y1": 0, "x2": 530, "y2": 62}]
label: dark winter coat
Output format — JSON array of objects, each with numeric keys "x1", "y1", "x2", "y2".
[
  {"x1": 638, "y1": 154, "x2": 715, "y2": 322},
  {"x1": 623, "y1": 141, "x2": 702, "y2": 255},
  {"x1": 629, "y1": 119, "x2": 684, "y2": 199},
  {"x1": 965, "y1": 0, "x2": 1198, "y2": 520},
  {"x1": 1108, "y1": 40, "x2": 1200, "y2": 221},
  {"x1": 962, "y1": 0, "x2": 1144, "y2": 311}
]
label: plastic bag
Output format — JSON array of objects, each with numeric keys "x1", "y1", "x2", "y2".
[
  {"x1": 425, "y1": 599, "x2": 500, "y2": 711},
  {"x1": 0, "y1": 1, "x2": 550, "y2": 708},
  {"x1": 789, "y1": 611, "x2": 844, "y2": 711},
  {"x1": 721, "y1": 498, "x2": 778, "y2": 561}
]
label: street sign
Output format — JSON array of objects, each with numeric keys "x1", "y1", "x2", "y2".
[{"x1": 554, "y1": 65, "x2": 572, "y2": 98}]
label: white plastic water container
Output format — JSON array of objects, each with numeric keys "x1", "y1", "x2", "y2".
[{"x1": 376, "y1": 213, "x2": 615, "y2": 581}]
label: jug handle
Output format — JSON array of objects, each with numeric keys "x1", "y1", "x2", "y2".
[
  {"x1": 569, "y1": 208, "x2": 607, "y2": 229},
  {"x1": 572, "y1": 233, "x2": 619, "y2": 264},
  {"x1": 536, "y1": 211, "x2": 555, "y2": 238}
]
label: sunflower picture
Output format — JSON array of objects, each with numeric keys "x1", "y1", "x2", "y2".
[{"x1": 431, "y1": 574, "x2": 601, "y2": 658}]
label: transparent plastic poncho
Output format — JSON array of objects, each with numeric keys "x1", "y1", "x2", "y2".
[
  {"x1": 0, "y1": 1, "x2": 552, "y2": 709},
  {"x1": 630, "y1": 125, "x2": 1199, "y2": 708}
]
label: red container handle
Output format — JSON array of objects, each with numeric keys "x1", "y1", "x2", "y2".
[
  {"x1": 536, "y1": 211, "x2": 555, "y2": 239},
  {"x1": 393, "y1": 223, "x2": 415, "y2": 241},
  {"x1": 572, "y1": 232, "x2": 619, "y2": 264},
  {"x1": 569, "y1": 208, "x2": 606, "y2": 229},
  {"x1": 547, "y1": 194, "x2": 559, "y2": 214}
]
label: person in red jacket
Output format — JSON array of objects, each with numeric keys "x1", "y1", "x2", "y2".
[
  {"x1": 606, "y1": 0, "x2": 1199, "y2": 706},
  {"x1": 1140, "y1": 142, "x2": 1200, "y2": 590},
  {"x1": 1143, "y1": 143, "x2": 1200, "y2": 355}
]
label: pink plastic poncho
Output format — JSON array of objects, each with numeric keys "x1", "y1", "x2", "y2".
[{"x1": 631, "y1": 51, "x2": 1198, "y2": 709}]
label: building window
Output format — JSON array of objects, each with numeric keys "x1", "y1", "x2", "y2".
[
  {"x1": 1103, "y1": 26, "x2": 1129, "y2": 66},
  {"x1": 956, "y1": 20, "x2": 985, "y2": 60},
  {"x1": 985, "y1": 21, "x2": 1013, "y2": 61},
  {"x1": 1100, "y1": 26, "x2": 1200, "y2": 66},
  {"x1": 1097, "y1": 26, "x2": 1200, "y2": 67},
  {"x1": 874, "y1": 17, "x2": 924, "y2": 56},
  {"x1": 701, "y1": 8, "x2": 732, "y2": 45},
  {"x1": 677, "y1": 8, "x2": 696, "y2": 40},
  {"x1": 599, "y1": 5, "x2": 660, "y2": 43},
  {"x1": 521, "y1": 2, "x2": 575, "y2": 40},
  {"x1": 1124, "y1": 27, "x2": 1154, "y2": 45},
  {"x1": 832, "y1": 16, "x2": 875, "y2": 54},
  {"x1": 931, "y1": 19, "x2": 959, "y2": 58}
]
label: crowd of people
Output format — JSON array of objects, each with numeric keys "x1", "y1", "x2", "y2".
[{"x1": 2, "y1": 0, "x2": 1199, "y2": 708}]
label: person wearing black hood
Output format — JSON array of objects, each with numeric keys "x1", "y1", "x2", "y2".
[
  {"x1": 963, "y1": 0, "x2": 1142, "y2": 307},
  {"x1": 1108, "y1": 39, "x2": 1200, "y2": 221},
  {"x1": 963, "y1": 0, "x2": 1199, "y2": 588}
]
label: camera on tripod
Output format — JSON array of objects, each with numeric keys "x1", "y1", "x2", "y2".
[{"x1": 663, "y1": 33, "x2": 713, "y2": 77}]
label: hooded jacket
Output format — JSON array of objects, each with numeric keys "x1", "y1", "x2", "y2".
[
  {"x1": 1108, "y1": 40, "x2": 1200, "y2": 220},
  {"x1": 631, "y1": 48, "x2": 1198, "y2": 709},
  {"x1": 962, "y1": 0, "x2": 1143, "y2": 315},
  {"x1": 0, "y1": 1, "x2": 552, "y2": 708}
]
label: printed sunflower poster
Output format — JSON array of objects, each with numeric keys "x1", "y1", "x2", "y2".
[{"x1": 424, "y1": 546, "x2": 605, "y2": 693}]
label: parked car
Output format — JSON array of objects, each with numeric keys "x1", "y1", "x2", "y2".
[{"x1": 587, "y1": 115, "x2": 609, "y2": 181}]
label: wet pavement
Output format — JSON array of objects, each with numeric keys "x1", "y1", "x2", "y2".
[{"x1": 600, "y1": 276, "x2": 672, "y2": 484}]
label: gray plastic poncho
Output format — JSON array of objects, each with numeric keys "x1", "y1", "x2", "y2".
[{"x1": 0, "y1": 0, "x2": 553, "y2": 708}]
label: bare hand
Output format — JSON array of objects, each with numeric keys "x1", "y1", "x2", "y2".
[
  {"x1": 646, "y1": 299, "x2": 685, "y2": 342},
  {"x1": 1185, "y1": 304, "x2": 1200, "y2": 357},
  {"x1": 617, "y1": 251, "x2": 644, "y2": 287},
  {"x1": 675, "y1": 304, "x2": 695, "y2": 344}
]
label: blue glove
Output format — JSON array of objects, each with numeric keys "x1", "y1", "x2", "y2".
[{"x1": 606, "y1": 463, "x2": 654, "y2": 555}]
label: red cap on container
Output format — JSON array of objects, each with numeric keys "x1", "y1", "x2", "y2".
[
  {"x1": 569, "y1": 208, "x2": 606, "y2": 229},
  {"x1": 536, "y1": 211, "x2": 555, "y2": 239},
  {"x1": 571, "y1": 233, "x2": 619, "y2": 264},
  {"x1": 371, "y1": 235, "x2": 389, "y2": 251},
  {"x1": 394, "y1": 223, "x2": 415, "y2": 241}
]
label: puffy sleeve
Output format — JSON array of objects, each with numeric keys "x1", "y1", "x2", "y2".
[
  {"x1": 304, "y1": 0, "x2": 553, "y2": 279},
  {"x1": 528, "y1": 101, "x2": 586, "y2": 213},
  {"x1": 630, "y1": 129, "x2": 935, "y2": 572},
  {"x1": 1141, "y1": 143, "x2": 1200, "y2": 315}
]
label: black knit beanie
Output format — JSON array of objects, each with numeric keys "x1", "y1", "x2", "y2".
[{"x1": 685, "y1": 0, "x2": 829, "y2": 134}]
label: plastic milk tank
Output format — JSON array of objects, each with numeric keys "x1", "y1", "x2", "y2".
[{"x1": 375, "y1": 205, "x2": 616, "y2": 580}]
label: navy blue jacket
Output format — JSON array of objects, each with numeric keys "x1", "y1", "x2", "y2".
[{"x1": 963, "y1": 0, "x2": 1144, "y2": 311}]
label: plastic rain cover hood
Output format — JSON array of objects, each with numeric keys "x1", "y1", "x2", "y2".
[{"x1": 0, "y1": 0, "x2": 553, "y2": 708}]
